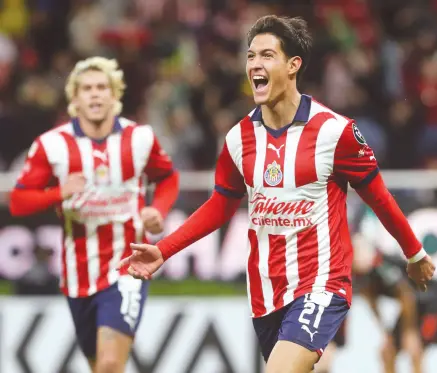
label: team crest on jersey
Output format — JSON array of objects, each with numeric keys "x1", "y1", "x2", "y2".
[
  {"x1": 95, "y1": 164, "x2": 110, "y2": 185},
  {"x1": 352, "y1": 123, "x2": 366, "y2": 145},
  {"x1": 264, "y1": 161, "x2": 283, "y2": 186}
]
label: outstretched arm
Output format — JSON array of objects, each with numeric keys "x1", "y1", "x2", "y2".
[
  {"x1": 118, "y1": 141, "x2": 246, "y2": 278},
  {"x1": 333, "y1": 121, "x2": 434, "y2": 290},
  {"x1": 355, "y1": 173, "x2": 424, "y2": 261}
]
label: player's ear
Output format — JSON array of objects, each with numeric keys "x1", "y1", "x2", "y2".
[{"x1": 287, "y1": 56, "x2": 302, "y2": 78}]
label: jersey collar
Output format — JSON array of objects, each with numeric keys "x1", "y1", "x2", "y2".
[
  {"x1": 72, "y1": 116, "x2": 123, "y2": 141},
  {"x1": 250, "y1": 94, "x2": 312, "y2": 138}
]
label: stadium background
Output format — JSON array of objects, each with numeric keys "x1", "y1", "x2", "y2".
[{"x1": 1, "y1": 0, "x2": 437, "y2": 372}]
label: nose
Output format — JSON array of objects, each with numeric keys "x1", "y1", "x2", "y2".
[{"x1": 251, "y1": 55, "x2": 264, "y2": 71}]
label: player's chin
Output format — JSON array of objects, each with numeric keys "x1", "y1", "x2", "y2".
[
  {"x1": 252, "y1": 93, "x2": 270, "y2": 105},
  {"x1": 86, "y1": 111, "x2": 108, "y2": 123}
]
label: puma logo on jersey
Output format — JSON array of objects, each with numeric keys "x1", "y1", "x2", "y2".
[
  {"x1": 267, "y1": 143, "x2": 284, "y2": 158},
  {"x1": 93, "y1": 150, "x2": 107, "y2": 162},
  {"x1": 301, "y1": 325, "x2": 318, "y2": 342}
]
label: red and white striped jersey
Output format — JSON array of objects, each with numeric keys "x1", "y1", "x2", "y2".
[
  {"x1": 16, "y1": 117, "x2": 174, "y2": 298},
  {"x1": 215, "y1": 95, "x2": 378, "y2": 318}
]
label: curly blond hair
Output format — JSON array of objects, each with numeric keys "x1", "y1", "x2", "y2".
[{"x1": 65, "y1": 56, "x2": 126, "y2": 117}]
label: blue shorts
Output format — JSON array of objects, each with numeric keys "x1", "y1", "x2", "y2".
[
  {"x1": 253, "y1": 292, "x2": 349, "y2": 362},
  {"x1": 66, "y1": 276, "x2": 149, "y2": 358}
]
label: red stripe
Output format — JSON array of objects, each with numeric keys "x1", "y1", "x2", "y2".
[
  {"x1": 326, "y1": 177, "x2": 352, "y2": 304},
  {"x1": 71, "y1": 221, "x2": 90, "y2": 297},
  {"x1": 121, "y1": 125, "x2": 135, "y2": 181},
  {"x1": 60, "y1": 133, "x2": 90, "y2": 296},
  {"x1": 263, "y1": 133, "x2": 287, "y2": 188},
  {"x1": 119, "y1": 219, "x2": 136, "y2": 276},
  {"x1": 268, "y1": 234, "x2": 288, "y2": 309},
  {"x1": 294, "y1": 226, "x2": 319, "y2": 299},
  {"x1": 248, "y1": 229, "x2": 266, "y2": 317},
  {"x1": 59, "y1": 133, "x2": 83, "y2": 173},
  {"x1": 295, "y1": 113, "x2": 334, "y2": 187},
  {"x1": 240, "y1": 116, "x2": 256, "y2": 187},
  {"x1": 96, "y1": 223, "x2": 113, "y2": 291}
]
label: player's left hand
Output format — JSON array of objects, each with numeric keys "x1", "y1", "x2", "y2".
[
  {"x1": 140, "y1": 207, "x2": 164, "y2": 234},
  {"x1": 407, "y1": 255, "x2": 435, "y2": 292},
  {"x1": 117, "y1": 243, "x2": 164, "y2": 280}
]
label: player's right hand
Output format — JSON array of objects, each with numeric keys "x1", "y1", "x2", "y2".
[
  {"x1": 116, "y1": 243, "x2": 164, "y2": 280},
  {"x1": 61, "y1": 173, "x2": 86, "y2": 200},
  {"x1": 407, "y1": 255, "x2": 435, "y2": 292}
]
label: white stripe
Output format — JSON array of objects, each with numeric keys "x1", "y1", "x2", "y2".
[
  {"x1": 315, "y1": 118, "x2": 346, "y2": 180},
  {"x1": 53, "y1": 122, "x2": 74, "y2": 134},
  {"x1": 225, "y1": 123, "x2": 244, "y2": 175},
  {"x1": 64, "y1": 218, "x2": 78, "y2": 297},
  {"x1": 283, "y1": 125, "x2": 304, "y2": 188},
  {"x1": 253, "y1": 127, "x2": 267, "y2": 186},
  {"x1": 108, "y1": 222, "x2": 126, "y2": 285},
  {"x1": 132, "y1": 125, "x2": 154, "y2": 177},
  {"x1": 313, "y1": 195, "x2": 331, "y2": 292},
  {"x1": 118, "y1": 117, "x2": 135, "y2": 128},
  {"x1": 77, "y1": 138, "x2": 95, "y2": 184},
  {"x1": 258, "y1": 233, "x2": 274, "y2": 314},
  {"x1": 107, "y1": 134, "x2": 122, "y2": 184},
  {"x1": 40, "y1": 132, "x2": 70, "y2": 184},
  {"x1": 283, "y1": 233, "x2": 299, "y2": 305},
  {"x1": 85, "y1": 222, "x2": 99, "y2": 295},
  {"x1": 246, "y1": 250, "x2": 255, "y2": 317}
]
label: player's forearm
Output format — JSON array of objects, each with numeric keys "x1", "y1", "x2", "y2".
[
  {"x1": 356, "y1": 173, "x2": 425, "y2": 261},
  {"x1": 151, "y1": 171, "x2": 179, "y2": 217},
  {"x1": 9, "y1": 187, "x2": 62, "y2": 216},
  {"x1": 157, "y1": 191, "x2": 241, "y2": 260}
]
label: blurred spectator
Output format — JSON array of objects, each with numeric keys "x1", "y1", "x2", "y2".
[
  {"x1": 14, "y1": 245, "x2": 60, "y2": 295},
  {"x1": 0, "y1": 0, "x2": 436, "y2": 172}
]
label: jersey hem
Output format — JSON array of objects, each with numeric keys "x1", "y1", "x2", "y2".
[{"x1": 250, "y1": 285, "x2": 351, "y2": 319}]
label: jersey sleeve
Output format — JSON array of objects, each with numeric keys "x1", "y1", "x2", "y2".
[
  {"x1": 15, "y1": 138, "x2": 54, "y2": 189},
  {"x1": 333, "y1": 121, "x2": 379, "y2": 188},
  {"x1": 143, "y1": 135, "x2": 174, "y2": 183},
  {"x1": 214, "y1": 141, "x2": 246, "y2": 199}
]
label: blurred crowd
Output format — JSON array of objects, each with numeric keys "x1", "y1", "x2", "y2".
[{"x1": 1, "y1": 0, "x2": 437, "y2": 172}]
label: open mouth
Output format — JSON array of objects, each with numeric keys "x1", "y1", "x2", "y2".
[
  {"x1": 90, "y1": 103, "x2": 102, "y2": 112},
  {"x1": 253, "y1": 75, "x2": 269, "y2": 92}
]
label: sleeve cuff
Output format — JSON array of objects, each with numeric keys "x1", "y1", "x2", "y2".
[
  {"x1": 408, "y1": 248, "x2": 427, "y2": 263},
  {"x1": 214, "y1": 185, "x2": 245, "y2": 199},
  {"x1": 351, "y1": 167, "x2": 380, "y2": 189}
]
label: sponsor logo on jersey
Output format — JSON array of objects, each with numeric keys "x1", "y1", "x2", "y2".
[
  {"x1": 264, "y1": 161, "x2": 283, "y2": 186},
  {"x1": 249, "y1": 193, "x2": 315, "y2": 228}
]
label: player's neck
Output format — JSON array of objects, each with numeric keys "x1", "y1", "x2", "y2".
[
  {"x1": 261, "y1": 89, "x2": 301, "y2": 130},
  {"x1": 77, "y1": 115, "x2": 115, "y2": 140}
]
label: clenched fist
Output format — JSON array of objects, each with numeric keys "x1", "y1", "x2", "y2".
[
  {"x1": 407, "y1": 255, "x2": 435, "y2": 292},
  {"x1": 140, "y1": 207, "x2": 164, "y2": 234},
  {"x1": 61, "y1": 173, "x2": 86, "y2": 200}
]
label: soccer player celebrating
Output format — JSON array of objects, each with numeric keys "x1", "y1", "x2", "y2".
[
  {"x1": 118, "y1": 16, "x2": 435, "y2": 373},
  {"x1": 9, "y1": 57, "x2": 179, "y2": 373}
]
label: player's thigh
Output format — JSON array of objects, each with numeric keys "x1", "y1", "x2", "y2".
[
  {"x1": 66, "y1": 295, "x2": 98, "y2": 362},
  {"x1": 252, "y1": 306, "x2": 289, "y2": 362},
  {"x1": 274, "y1": 292, "x2": 349, "y2": 372},
  {"x1": 95, "y1": 276, "x2": 149, "y2": 366},
  {"x1": 267, "y1": 340, "x2": 318, "y2": 373},
  {"x1": 95, "y1": 326, "x2": 134, "y2": 373}
]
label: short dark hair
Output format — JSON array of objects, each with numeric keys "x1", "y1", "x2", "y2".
[{"x1": 247, "y1": 15, "x2": 312, "y2": 81}]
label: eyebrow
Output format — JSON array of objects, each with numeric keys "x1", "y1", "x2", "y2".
[{"x1": 247, "y1": 48, "x2": 277, "y2": 54}]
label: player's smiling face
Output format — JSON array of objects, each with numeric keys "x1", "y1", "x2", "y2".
[
  {"x1": 73, "y1": 69, "x2": 116, "y2": 123},
  {"x1": 246, "y1": 33, "x2": 299, "y2": 105}
]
